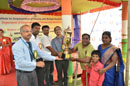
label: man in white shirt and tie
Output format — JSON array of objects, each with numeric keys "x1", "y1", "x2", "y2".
[{"x1": 12, "y1": 24, "x2": 61, "y2": 86}]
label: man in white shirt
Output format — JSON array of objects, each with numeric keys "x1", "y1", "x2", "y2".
[
  {"x1": 12, "y1": 24, "x2": 61, "y2": 86},
  {"x1": 30, "y1": 22, "x2": 44, "y2": 86},
  {"x1": 41, "y1": 25, "x2": 60, "y2": 86}
]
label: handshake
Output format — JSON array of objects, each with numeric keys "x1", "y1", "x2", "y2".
[{"x1": 36, "y1": 56, "x2": 63, "y2": 68}]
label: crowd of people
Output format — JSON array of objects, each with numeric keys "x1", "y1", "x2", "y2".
[{"x1": 0, "y1": 22, "x2": 125, "y2": 86}]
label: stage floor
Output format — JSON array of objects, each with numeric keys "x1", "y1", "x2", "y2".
[{"x1": 0, "y1": 62, "x2": 82, "y2": 86}]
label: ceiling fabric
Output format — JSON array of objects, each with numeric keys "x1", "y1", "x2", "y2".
[
  {"x1": 0, "y1": 0, "x2": 125, "y2": 14},
  {"x1": 88, "y1": 0, "x2": 121, "y2": 6}
]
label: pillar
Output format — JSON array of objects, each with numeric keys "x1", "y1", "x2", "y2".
[
  {"x1": 61, "y1": 0, "x2": 73, "y2": 83},
  {"x1": 122, "y1": 1, "x2": 128, "y2": 63}
]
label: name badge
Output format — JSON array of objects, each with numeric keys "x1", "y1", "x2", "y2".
[
  {"x1": 39, "y1": 43, "x2": 42, "y2": 49},
  {"x1": 3, "y1": 39, "x2": 7, "y2": 45},
  {"x1": 0, "y1": 46, "x2": 2, "y2": 49},
  {"x1": 34, "y1": 50, "x2": 37, "y2": 59}
]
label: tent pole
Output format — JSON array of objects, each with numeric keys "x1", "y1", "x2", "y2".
[{"x1": 125, "y1": 1, "x2": 130, "y2": 86}]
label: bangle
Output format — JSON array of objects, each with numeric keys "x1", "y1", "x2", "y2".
[{"x1": 104, "y1": 68, "x2": 107, "y2": 72}]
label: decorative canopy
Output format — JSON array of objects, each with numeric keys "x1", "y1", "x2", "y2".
[
  {"x1": 0, "y1": 0, "x2": 126, "y2": 14},
  {"x1": 8, "y1": 0, "x2": 61, "y2": 13}
]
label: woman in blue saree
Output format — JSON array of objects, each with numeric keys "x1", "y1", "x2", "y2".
[{"x1": 98, "y1": 31, "x2": 124, "y2": 86}]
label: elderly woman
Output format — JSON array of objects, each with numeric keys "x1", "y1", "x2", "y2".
[
  {"x1": 98, "y1": 31, "x2": 124, "y2": 86},
  {"x1": 0, "y1": 29, "x2": 14, "y2": 75}
]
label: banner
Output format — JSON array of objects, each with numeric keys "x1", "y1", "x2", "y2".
[
  {"x1": 81, "y1": 7, "x2": 122, "y2": 48},
  {"x1": 0, "y1": 14, "x2": 62, "y2": 42}
]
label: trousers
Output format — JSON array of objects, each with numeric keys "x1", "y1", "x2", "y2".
[
  {"x1": 55, "y1": 60, "x2": 69, "y2": 86},
  {"x1": 16, "y1": 70, "x2": 38, "y2": 86}
]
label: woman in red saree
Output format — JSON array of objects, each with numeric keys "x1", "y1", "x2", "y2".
[{"x1": 0, "y1": 29, "x2": 14, "y2": 75}]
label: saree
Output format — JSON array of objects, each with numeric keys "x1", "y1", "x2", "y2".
[
  {"x1": 0, "y1": 36, "x2": 14, "y2": 75},
  {"x1": 98, "y1": 44, "x2": 124, "y2": 86}
]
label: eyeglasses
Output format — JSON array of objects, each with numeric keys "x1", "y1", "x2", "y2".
[
  {"x1": 55, "y1": 28, "x2": 61, "y2": 32},
  {"x1": 23, "y1": 30, "x2": 32, "y2": 33}
]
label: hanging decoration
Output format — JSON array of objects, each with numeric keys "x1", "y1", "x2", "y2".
[
  {"x1": 8, "y1": 0, "x2": 61, "y2": 14},
  {"x1": 88, "y1": 0, "x2": 121, "y2": 6},
  {"x1": 21, "y1": 0, "x2": 60, "y2": 12}
]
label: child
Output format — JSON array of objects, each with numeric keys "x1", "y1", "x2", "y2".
[{"x1": 85, "y1": 50, "x2": 104, "y2": 86}]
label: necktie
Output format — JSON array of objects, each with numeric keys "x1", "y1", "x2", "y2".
[{"x1": 27, "y1": 42, "x2": 34, "y2": 61}]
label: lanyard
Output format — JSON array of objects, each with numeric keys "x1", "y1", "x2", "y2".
[
  {"x1": 56, "y1": 37, "x2": 63, "y2": 44},
  {"x1": 21, "y1": 38, "x2": 30, "y2": 49},
  {"x1": 21, "y1": 38, "x2": 34, "y2": 61}
]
